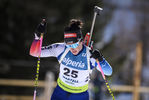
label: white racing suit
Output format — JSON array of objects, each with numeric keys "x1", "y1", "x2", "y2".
[{"x1": 30, "y1": 41, "x2": 113, "y2": 93}]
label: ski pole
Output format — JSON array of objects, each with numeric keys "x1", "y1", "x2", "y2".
[
  {"x1": 88, "y1": 6, "x2": 115, "y2": 100},
  {"x1": 33, "y1": 19, "x2": 45, "y2": 100},
  {"x1": 96, "y1": 59, "x2": 115, "y2": 100}
]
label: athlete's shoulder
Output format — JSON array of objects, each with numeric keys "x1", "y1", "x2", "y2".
[
  {"x1": 42, "y1": 42, "x2": 65, "y2": 50},
  {"x1": 52, "y1": 42, "x2": 65, "y2": 48},
  {"x1": 41, "y1": 42, "x2": 66, "y2": 57}
]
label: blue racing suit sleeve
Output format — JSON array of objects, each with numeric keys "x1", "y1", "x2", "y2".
[{"x1": 95, "y1": 58, "x2": 113, "y2": 76}]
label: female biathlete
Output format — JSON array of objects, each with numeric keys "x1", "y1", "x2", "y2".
[{"x1": 30, "y1": 19, "x2": 113, "y2": 100}]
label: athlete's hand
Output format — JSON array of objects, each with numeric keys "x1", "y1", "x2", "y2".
[
  {"x1": 90, "y1": 49, "x2": 103, "y2": 61},
  {"x1": 35, "y1": 19, "x2": 47, "y2": 38}
]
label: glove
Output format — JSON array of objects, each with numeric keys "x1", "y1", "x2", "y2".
[
  {"x1": 35, "y1": 19, "x2": 47, "y2": 38},
  {"x1": 90, "y1": 49, "x2": 103, "y2": 61}
]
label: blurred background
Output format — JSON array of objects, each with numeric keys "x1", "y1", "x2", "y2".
[{"x1": 0, "y1": 0, "x2": 149, "y2": 100}]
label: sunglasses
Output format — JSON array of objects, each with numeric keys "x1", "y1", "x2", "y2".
[{"x1": 65, "y1": 39, "x2": 81, "y2": 49}]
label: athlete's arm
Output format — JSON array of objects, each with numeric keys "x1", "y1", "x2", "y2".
[
  {"x1": 40, "y1": 43, "x2": 65, "y2": 57},
  {"x1": 89, "y1": 49, "x2": 113, "y2": 76},
  {"x1": 30, "y1": 39, "x2": 65, "y2": 58},
  {"x1": 90, "y1": 58, "x2": 113, "y2": 76},
  {"x1": 96, "y1": 59, "x2": 113, "y2": 76},
  {"x1": 29, "y1": 39, "x2": 41, "y2": 57}
]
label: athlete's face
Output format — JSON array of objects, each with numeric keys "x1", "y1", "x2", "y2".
[{"x1": 66, "y1": 42, "x2": 83, "y2": 55}]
